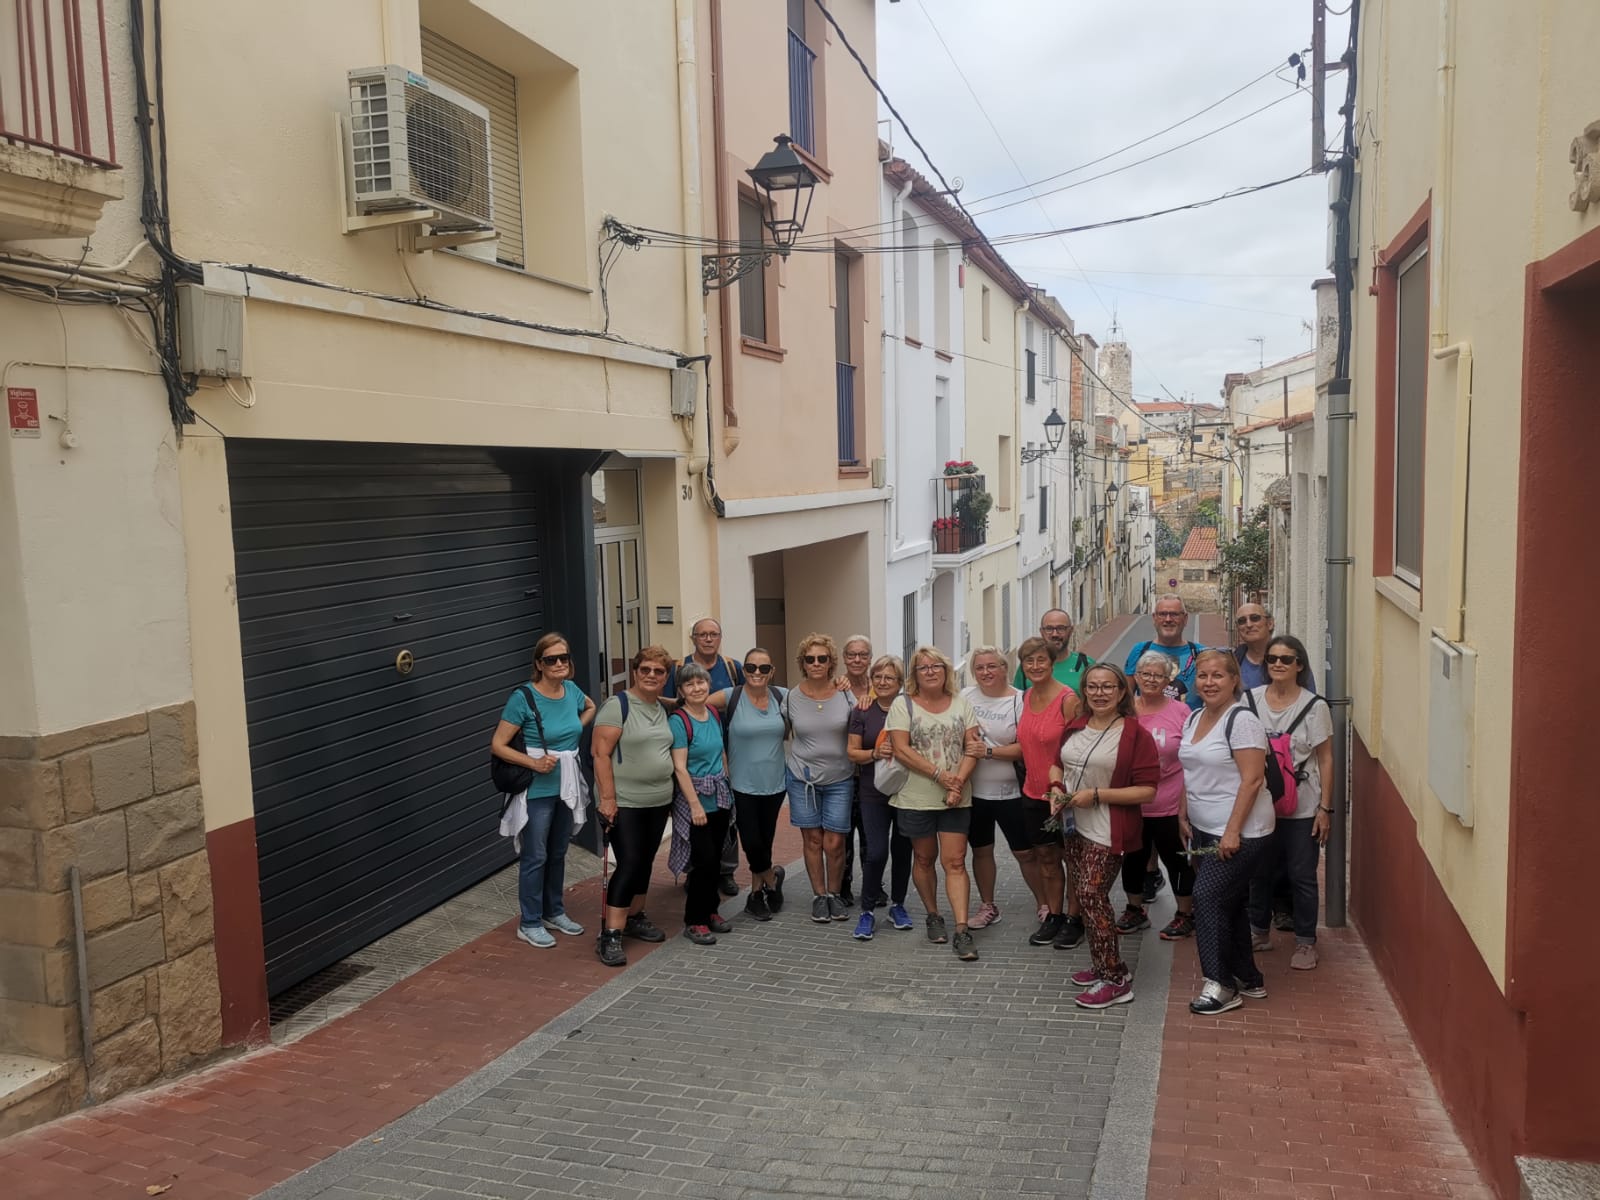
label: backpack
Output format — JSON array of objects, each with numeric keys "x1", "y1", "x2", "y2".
[
  {"x1": 1241, "y1": 691, "x2": 1326, "y2": 817},
  {"x1": 490, "y1": 683, "x2": 547, "y2": 803},
  {"x1": 872, "y1": 695, "x2": 912, "y2": 795}
]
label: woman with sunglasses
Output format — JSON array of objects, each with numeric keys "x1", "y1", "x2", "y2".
[
  {"x1": 1244, "y1": 635, "x2": 1332, "y2": 970},
  {"x1": 709, "y1": 648, "x2": 788, "y2": 922},
  {"x1": 1046, "y1": 664, "x2": 1158, "y2": 1008},
  {"x1": 783, "y1": 633, "x2": 857, "y2": 922},
  {"x1": 591, "y1": 645, "x2": 678, "y2": 967},
  {"x1": 845, "y1": 655, "x2": 914, "y2": 939},
  {"x1": 1119, "y1": 651, "x2": 1196, "y2": 941},
  {"x1": 962, "y1": 645, "x2": 1030, "y2": 931},
  {"x1": 491, "y1": 633, "x2": 597, "y2": 949}
]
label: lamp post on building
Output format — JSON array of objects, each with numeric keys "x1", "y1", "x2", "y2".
[
  {"x1": 702, "y1": 135, "x2": 818, "y2": 292},
  {"x1": 1020, "y1": 407, "x2": 1067, "y2": 463}
]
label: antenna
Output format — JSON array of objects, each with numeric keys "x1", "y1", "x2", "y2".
[{"x1": 1248, "y1": 336, "x2": 1265, "y2": 369}]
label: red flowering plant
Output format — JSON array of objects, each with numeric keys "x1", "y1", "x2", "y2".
[
  {"x1": 941, "y1": 460, "x2": 978, "y2": 476},
  {"x1": 932, "y1": 517, "x2": 962, "y2": 531}
]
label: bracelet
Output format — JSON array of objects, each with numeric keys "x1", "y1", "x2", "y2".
[
  {"x1": 1318, "y1": 806, "x2": 1334, "y2": 815},
  {"x1": 1093, "y1": 787, "x2": 1100, "y2": 806}
]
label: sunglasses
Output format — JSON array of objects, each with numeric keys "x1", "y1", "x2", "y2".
[
  {"x1": 635, "y1": 665, "x2": 668, "y2": 677},
  {"x1": 743, "y1": 663, "x2": 774, "y2": 675},
  {"x1": 1264, "y1": 653, "x2": 1300, "y2": 666},
  {"x1": 539, "y1": 652, "x2": 572, "y2": 666},
  {"x1": 1237, "y1": 614, "x2": 1266, "y2": 624},
  {"x1": 803, "y1": 655, "x2": 831, "y2": 665}
]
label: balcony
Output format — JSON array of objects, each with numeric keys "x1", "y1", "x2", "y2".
[
  {"x1": 932, "y1": 472, "x2": 990, "y2": 558},
  {"x1": 787, "y1": 29, "x2": 815, "y2": 155},
  {"x1": 836, "y1": 361, "x2": 857, "y2": 466},
  {"x1": 0, "y1": 0, "x2": 123, "y2": 240}
]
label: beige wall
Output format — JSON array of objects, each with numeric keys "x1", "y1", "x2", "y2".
[{"x1": 1348, "y1": 0, "x2": 1600, "y2": 984}]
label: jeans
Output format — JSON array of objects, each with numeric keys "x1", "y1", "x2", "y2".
[
  {"x1": 1118, "y1": 814, "x2": 1195, "y2": 902},
  {"x1": 518, "y1": 794, "x2": 575, "y2": 928},
  {"x1": 1247, "y1": 816, "x2": 1321, "y2": 943},
  {"x1": 685, "y1": 809, "x2": 733, "y2": 925},
  {"x1": 1191, "y1": 830, "x2": 1271, "y2": 991},
  {"x1": 733, "y1": 789, "x2": 785, "y2": 874}
]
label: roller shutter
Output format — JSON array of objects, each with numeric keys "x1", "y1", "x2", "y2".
[{"x1": 227, "y1": 441, "x2": 545, "y2": 994}]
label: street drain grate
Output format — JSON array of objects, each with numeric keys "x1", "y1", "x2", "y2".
[{"x1": 268, "y1": 961, "x2": 375, "y2": 1025}]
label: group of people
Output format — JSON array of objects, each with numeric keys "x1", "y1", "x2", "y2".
[{"x1": 488, "y1": 596, "x2": 1335, "y2": 1017}]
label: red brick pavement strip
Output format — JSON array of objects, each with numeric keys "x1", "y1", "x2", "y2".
[
  {"x1": 0, "y1": 824, "x2": 804, "y2": 1200},
  {"x1": 1147, "y1": 924, "x2": 1499, "y2": 1200}
]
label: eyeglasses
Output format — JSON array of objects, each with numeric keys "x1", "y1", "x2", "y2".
[
  {"x1": 539, "y1": 652, "x2": 572, "y2": 666},
  {"x1": 693, "y1": 631, "x2": 721, "y2": 640},
  {"x1": 1083, "y1": 682, "x2": 1120, "y2": 693},
  {"x1": 803, "y1": 655, "x2": 831, "y2": 665},
  {"x1": 973, "y1": 661, "x2": 1002, "y2": 670},
  {"x1": 1264, "y1": 653, "x2": 1300, "y2": 666},
  {"x1": 743, "y1": 663, "x2": 774, "y2": 674},
  {"x1": 1237, "y1": 614, "x2": 1266, "y2": 624},
  {"x1": 1041, "y1": 624, "x2": 1071, "y2": 634},
  {"x1": 1155, "y1": 611, "x2": 1185, "y2": 620},
  {"x1": 915, "y1": 664, "x2": 946, "y2": 674},
  {"x1": 635, "y1": 665, "x2": 668, "y2": 677}
]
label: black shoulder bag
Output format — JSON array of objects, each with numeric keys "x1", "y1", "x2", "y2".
[{"x1": 490, "y1": 684, "x2": 548, "y2": 800}]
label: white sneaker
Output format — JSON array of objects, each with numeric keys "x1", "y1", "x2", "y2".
[{"x1": 1189, "y1": 979, "x2": 1242, "y2": 1015}]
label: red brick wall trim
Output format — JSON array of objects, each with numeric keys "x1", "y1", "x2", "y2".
[
  {"x1": 207, "y1": 819, "x2": 269, "y2": 1047},
  {"x1": 1509, "y1": 235, "x2": 1600, "y2": 1161},
  {"x1": 1371, "y1": 194, "x2": 1430, "y2": 581},
  {"x1": 1350, "y1": 734, "x2": 1525, "y2": 1200}
]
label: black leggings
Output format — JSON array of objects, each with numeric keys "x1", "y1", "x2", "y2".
[
  {"x1": 1119, "y1": 814, "x2": 1195, "y2": 902},
  {"x1": 685, "y1": 810, "x2": 733, "y2": 925},
  {"x1": 605, "y1": 803, "x2": 671, "y2": 909},
  {"x1": 733, "y1": 789, "x2": 785, "y2": 874}
]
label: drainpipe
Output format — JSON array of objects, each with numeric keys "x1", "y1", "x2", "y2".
[
  {"x1": 708, "y1": 0, "x2": 739, "y2": 454},
  {"x1": 676, "y1": 0, "x2": 709, "y2": 477},
  {"x1": 1432, "y1": 341, "x2": 1472, "y2": 643},
  {"x1": 1431, "y1": 0, "x2": 1457, "y2": 349},
  {"x1": 885, "y1": 174, "x2": 913, "y2": 546}
]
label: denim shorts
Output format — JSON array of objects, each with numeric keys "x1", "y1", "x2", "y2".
[{"x1": 785, "y1": 770, "x2": 854, "y2": 833}]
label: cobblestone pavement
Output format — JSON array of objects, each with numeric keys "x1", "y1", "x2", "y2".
[{"x1": 268, "y1": 862, "x2": 1150, "y2": 1200}]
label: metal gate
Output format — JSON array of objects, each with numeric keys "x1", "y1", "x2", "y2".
[{"x1": 227, "y1": 440, "x2": 547, "y2": 994}]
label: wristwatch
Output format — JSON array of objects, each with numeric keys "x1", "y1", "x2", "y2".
[{"x1": 985, "y1": 746, "x2": 993, "y2": 759}]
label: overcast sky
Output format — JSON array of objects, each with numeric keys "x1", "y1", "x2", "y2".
[{"x1": 874, "y1": 0, "x2": 1351, "y2": 410}]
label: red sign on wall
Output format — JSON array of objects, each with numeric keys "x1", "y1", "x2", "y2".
[{"x1": 7, "y1": 387, "x2": 40, "y2": 438}]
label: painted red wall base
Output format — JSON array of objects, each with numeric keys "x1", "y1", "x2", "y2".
[
  {"x1": 207, "y1": 819, "x2": 271, "y2": 1047},
  {"x1": 1350, "y1": 736, "x2": 1526, "y2": 1200}
]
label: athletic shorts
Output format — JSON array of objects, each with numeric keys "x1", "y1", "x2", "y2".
[
  {"x1": 969, "y1": 794, "x2": 1031, "y2": 853},
  {"x1": 1019, "y1": 794, "x2": 1067, "y2": 846},
  {"x1": 892, "y1": 805, "x2": 972, "y2": 840}
]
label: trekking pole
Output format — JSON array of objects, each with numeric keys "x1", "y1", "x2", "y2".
[{"x1": 597, "y1": 814, "x2": 612, "y2": 933}]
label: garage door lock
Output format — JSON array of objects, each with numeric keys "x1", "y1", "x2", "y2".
[{"x1": 396, "y1": 649, "x2": 415, "y2": 676}]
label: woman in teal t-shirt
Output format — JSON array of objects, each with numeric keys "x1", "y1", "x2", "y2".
[
  {"x1": 491, "y1": 633, "x2": 596, "y2": 950},
  {"x1": 670, "y1": 662, "x2": 734, "y2": 945}
]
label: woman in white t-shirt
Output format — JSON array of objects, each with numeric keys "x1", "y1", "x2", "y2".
[
  {"x1": 961, "y1": 646, "x2": 1030, "y2": 932},
  {"x1": 1177, "y1": 649, "x2": 1273, "y2": 1016},
  {"x1": 1244, "y1": 635, "x2": 1333, "y2": 971}
]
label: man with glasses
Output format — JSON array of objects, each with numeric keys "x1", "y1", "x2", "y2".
[
  {"x1": 664, "y1": 618, "x2": 745, "y2": 895},
  {"x1": 1233, "y1": 603, "x2": 1316, "y2": 693},
  {"x1": 1011, "y1": 610, "x2": 1094, "y2": 692},
  {"x1": 1123, "y1": 595, "x2": 1205, "y2": 711}
]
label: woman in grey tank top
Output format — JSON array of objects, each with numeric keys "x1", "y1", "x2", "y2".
[{"x1": 783, "y1": 633, "x2": 856, "y2": 923}]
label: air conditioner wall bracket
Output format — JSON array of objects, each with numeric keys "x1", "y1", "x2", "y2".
[{"x1": 407, "y1": 226, "x2": 497, "y2": 251}]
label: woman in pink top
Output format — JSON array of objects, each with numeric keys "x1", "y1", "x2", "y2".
[
  {"x1": 1119, "y1": 650, "x2": 1195, "y2": 940},
  {"x1": 1014, "y1": 636, "x2": 1084, "y2": 951}
]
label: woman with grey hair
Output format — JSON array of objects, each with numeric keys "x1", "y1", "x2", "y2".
[
  {"x1": 668, "y1": 661, "x2": 734, "y2": 945},
  {"x1": 961, "y1": 645, "x2": 1029, "y2": 931},
  {"x1": 1124, "y1": 650, "x2": 1196, "y2": 939}
]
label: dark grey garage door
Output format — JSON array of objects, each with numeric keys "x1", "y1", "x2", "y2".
[{"x1": 228, "y1": 440, "x2": 550, "y2": 995}]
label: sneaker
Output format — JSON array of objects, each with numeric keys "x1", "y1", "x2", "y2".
[
  {"x1": 682, "y1": 924, "x2": 717, "y2": 946},
  {"x1": 925, "y1": 913, "x2": 948, "y2": 944},
  {"x1": 952, "y1": 928, "x2": 978, "y2": 961},
  {"x1": 707, "y1": 913, "x2": 732, "y2": 934},
  {"x1": 595, "y1": 930, "x2": 626, "y2": 967},
  {"x1": 745, "y1": 889, "x2": 772, "y2": 922},
  {"x1": 1273, "y1": 909, "x2": 1296, "y2": 933},
  {"x1": 719, "y1": 874, "x2": 739, "y2": 898},
  {"x1": 1291, "y1": 943, "x2": 1319, "y2": 971},
  {"x1": 1158, "y1": 912, "x2": 1195, "y2": 941},
  {"x1": 888, "y1": 903, "x2": 914, "y2": 931},
  {"x1": 1189, "y1": 980, "x2": 1243, "y2": 1015},
  {"x1": 1142, "y1": 870, "x2": 1165, "y2": 905},
  {"x1": 827, "y1": 894, "x2": 849, "y2": 921},
  {"x1": 544, "y1": 913, "x2": 584, "y2": 937},
  {"x1": 1052, "y1": 915, "x2": 1086, "y2": 950},
  {"x1": 811, "y1": 894, "x2": 830, "y2": 924},
  {"x1": 516, "y1": 924, "x2": 556, "y2": 949},
  {"x1": 768, "y1": 865, "x2": 786, "y2": 911},
  {"x1": 622, "y1": 913, "x2": 665, "y2": 943},
  {"x1": 969, "y1": 902, "x2": 1001, "y2": 930},
  {"x1": 1028, "y1": 914, "x2": 1064, "y2": 946},
  {"x1": 1251, "y1": 930, "x2": 1273, "y2": 953},
  {"x1": 852, "y1": 912, "x2": 875, "y2": 941},
  {"x1": 1115, "y1": 905, "x2": 1151, "y2": 935},
  {"x1": 1070, "y1": 967, "x2": 1099, "y2": 987},
  {"x1": 1076, "y1": 979, "x2": 1134, "y2": 1009},
  {"x1": 1236, "y1": 979, "x2": 1268, "y2": 999},
  {"x1": 837, "y1": 886, "x2": 856, "y2": 907}
]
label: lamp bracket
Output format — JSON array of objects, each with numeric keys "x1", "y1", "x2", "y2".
[{"x1": 702, "y1": 249, "x2": 780, "y2": 293}]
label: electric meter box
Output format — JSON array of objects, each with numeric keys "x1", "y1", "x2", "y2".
[{"x1": 176, "y1": 283, "x2": 246, "y2": 378}]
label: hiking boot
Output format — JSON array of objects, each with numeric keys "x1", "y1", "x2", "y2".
[
  {"x1": 1028, "y1": 914, "x2": 1064, "y2": 946},
  {"x1": 952, "y1": 928, "x2": 978, "y2": 961},
  {"x1": 1291, "y1": 943, "x2": 1319, "y2": 971},
  {"x1": 1158, "y1": 912, "x2": 1195, "y2": 941},
  {"x1": 544, "y1": 913, "x2": 584, "y2": 937},
  {"x1": 827, "y1": 894, "x2": 849, "y2": 921},
  {"x1": 852, "y1": 912, "x2": 875, "y2": 941},
  {"x1": 1052, "y1": 915, "x2": 1086, "y2": 950},
  {"x1": 745, "y1": 889, "x2": 772, "y2": 922},
  {"x1": 1143, "y1": 870, "x2": 1165, "y2": 905},
  {"x1": 622, "y1": 913, "x2": 665, "y2": 943},
  {"x1": 682, "y1": 924, "x2": 717, "y2": 946},
  {"x1": 888, "y1": 903, "x2": 913, "y2": 931},
  {"x1": 516, "y1": 924, "x2": 555, "y2": 949},
  {"x1": 707, "y1": 913, "x2": 732, "y2": 934},
  {"x1": 925, "y1": 913, "x2": 948, "y2": 944},
  {"x1": 1189, "y1": 980, "x2": 1243, "y2": 1015},
  {"x1": 596, "y1": 930, "x2": 626, "y2": 967},
  {"x1": 969, "y1": 902, "x2": 1001, "y2": 930},
  {"x1": 811, "y1": 895, "x2": 830, "y2": 923},
  {"x1": 1115, "y1": 905, "x2": 1151, "y2": 935},
  {"x1": 719, "y1": 873, "x2": 739, "y2": 897}
]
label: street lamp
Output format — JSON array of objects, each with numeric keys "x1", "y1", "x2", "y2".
[
  {"x1": 1020, "y1": 408, "x2": 1066, "y2": 463},
  {"x1": 702, "y1": 135, "x2": 819, "y2": 292}
]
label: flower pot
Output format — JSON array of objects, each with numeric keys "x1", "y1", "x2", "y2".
[
  {"x1": 935, "y1": 526, "x2": 962, "y2": 554},
  {"x1": 944, "y1": 476, "x2": 963, "y2": 492}
]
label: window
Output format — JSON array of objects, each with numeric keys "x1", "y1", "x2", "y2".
[
  {"x1": 786, "y1": 0, "x2": 816, "y2": 154},
  {"x1": 1025, "y1": 349, "x2": 1037, "y2": 402},
  {"x1": 1393, "y1": 244, "x2": 1427, "y2": 586},
  {"x1": 1183, "y1": 567, "x2": 1206, "y2": 582},
  {"x1": 835, "y1": 252, "x2": 861, "y2": 466},
  {"x1": 933, "y1": 242, "x2": 950, "y2": 351},
  {"x1": 902, "y1": 215, "x2": 920, "y2": 341},
  {"x1": 997, "y1": 435, "x2": 1013, "y2": 510},
  {"x1": 420, "y1": 29, "x2": 525, "y2": 268},
  {"x1": 981, "y1": 285, "x2": 992, "y2": 342},
  {"x1": 1039, "y1": 483, "x2": 1050, "y2": 533},
  {"x1": 738, "y1": 195, "x2": 768, "y2": 342},
  {"x1": 902, "y1": 592, "x2": 917, "y2": 664},
  {"x1": 1024, "y1": 449, "x2": 1037, "y2": 499},
  {"x1": 1001, "y1": 582, "x2": 1012, "y2": 650}
]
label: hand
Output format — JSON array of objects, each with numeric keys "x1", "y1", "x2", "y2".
[
  {"x1": 1218, "y1": 828, "x2": 1242, "y2": 860},
  {"x1": 944, "y1": 786, "x2": 963, "y2": 809},
  {"x1": 690, "y1": 805, "x2": 707, "y2": 827},
  {"x1": 1313, "y1": 809, "x2": 1331, "y2": 845},
  {"x1": 1047, "y1": 787, "x2": 1067, "y2": 816},
  {"x1": 964, "y1": 741, "x2": 985, "y2": 761},
  {"x1": 530, "y1": 755, "x2": 557, "y2": 774},
  {"x1": 875, "y1": 739, "x2": 894, "y2": 760},
  {"x1": 1178, "y1": 815, "x2": 1192, "y2": 846},
  {"x1": 598, "y1": 795, "x2": 618, "y2": 823},
  {"x1": 834, "y1": 675, "x2": 852, "y2": 693}
]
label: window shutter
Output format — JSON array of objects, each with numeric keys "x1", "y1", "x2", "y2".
[{"x1": 420, "y1": 29, "x2": 525, "y2": 269}]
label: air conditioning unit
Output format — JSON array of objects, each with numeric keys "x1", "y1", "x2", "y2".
[{"x1": 345, "y1": 66, "x2": 493, "y2": 232}]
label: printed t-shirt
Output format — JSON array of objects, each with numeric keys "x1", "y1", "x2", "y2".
[
  {"x1": 886, "y1": 693, "x2": 978, "y2": 811},
  {"x1": 1059, "y1": 720, "x2": 1124, "y2": 847},
  {"x1": 1137, "y1": 699, "x2": 1189, "y2": 817},
  {"x1": 847, "y1": 700, "x2": 894, "y2": 803},
  {"x1": 670, "y1": 708, "x2": 727, "y2": 815},
  {"x1": 1016, "y1": 686, "x2": 1076, "y2": 800},
  {"x1": 725, "y1": 687, "x2": 786, "y2": 795},
  {"x1": 594, "y1": 693, "x2": 674, "y2": 808},
  {"x1": 1177, "y1": 705, "x2": 1274, "y2": 838},
  {"x1": 1011, "y1": 651, "x2": 1093, "y2": 694},
  {"x1": 962, "y1": 685, "x2": 1022, "y2": 800},
  {"x1": 499, "y1": 681, "x2": 585, "y2": 800},
  {"x1": 1248, "y1": 685, "x2": 1332, "y2": 819},
  {"x1": 783, "y1": 688, "x2": 854, "y2": 786}
]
